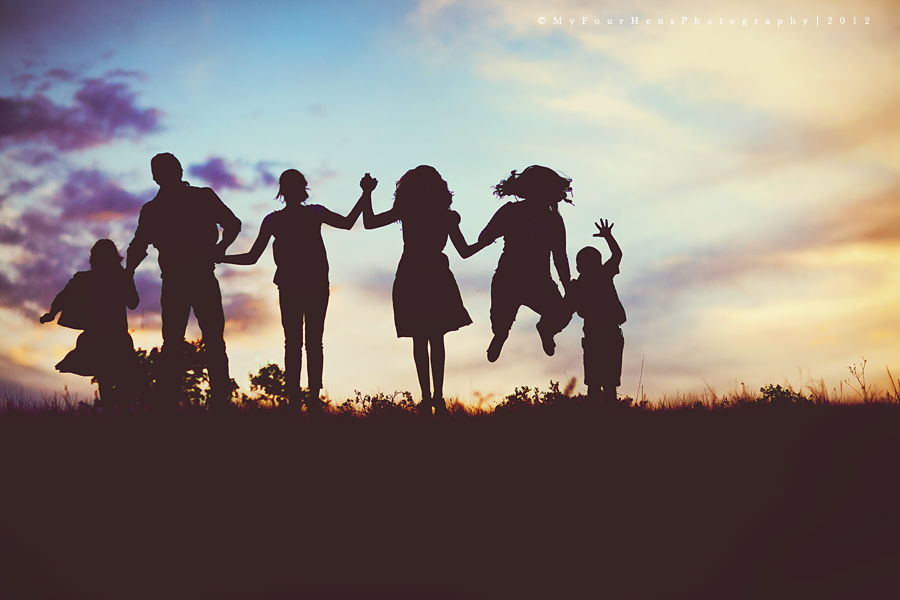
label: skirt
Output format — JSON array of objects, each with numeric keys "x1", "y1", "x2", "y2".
[{"x1": 392, "y1": 251, "x2": 472, "y2": 338}]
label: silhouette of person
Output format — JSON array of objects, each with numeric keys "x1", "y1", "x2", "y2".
[
  {"x1": 220, "y1": 169, "x2": 371, "y2": 411},
  {"x1": 126, "y1": 153, "x2": 241, "y2": 411},
  {"x1": 363, "y1": 166, "x2": 487, "y2": 416},
  {"x1": 566, "y1": 220, "x2": 626, "y2": 404},
  {"x1": 40, "y1": 239, "x2": 140, "y2": 414},
  {"x1": 478, "y1": 166, "x2": 573, "y2": 362}
]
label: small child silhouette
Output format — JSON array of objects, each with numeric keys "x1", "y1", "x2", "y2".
[
  {"x1": 478, "y1": 166, "x2": 573, "y2": 362},
  {"x1": 566, "y1": 220, "x2": 626, "y2": 404},
  {"x1": 40, "y1": 239, "x2": 140, "y2": 414}
]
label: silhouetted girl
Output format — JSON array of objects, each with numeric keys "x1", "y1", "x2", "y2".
[
  {"x1": 221, "y1": 170, "x2": 371, "y2": 410},
  {"x1": 363, "y1": 166, "x2": 486, "y2": 416},
  {"x1": 478, "y1": 166, "x2": 573, "y2": 362},
  {"x1": 40, "y1": 239, "x2": 140, "y2": 414}
]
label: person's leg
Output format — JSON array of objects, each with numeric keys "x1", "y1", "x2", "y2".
[
  {"x1": 279, "y1": 287, "x2": 303, "y2": 406},
  {"x1": 430, "y1": 333, "x2": 447, "y2": 416},
  {"x1": 159, "y1": 277, "x2": 192, "y2": 408},
  {"x1": 96, "y1": 375, "x2": 116, "y2": 415},
  {"x1": 413, "y1": 335, "x2": 432, "y2": 415},
  {"x1": 192, "y1": 273, "x2": 231, "y2": 409},
  {"x1": 488, "y1": 272, "x2": 519, "y2": 362},
  {"x1": 524, "y1": 278, "x2": 570, "y2": 357},
  {"x1": 304, "y1": 287, "x2": 329, "y2": 411}
]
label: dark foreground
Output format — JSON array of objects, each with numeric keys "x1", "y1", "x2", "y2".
[{"x1": 2, "y1": 404, "x2": 899, "y2": 600}]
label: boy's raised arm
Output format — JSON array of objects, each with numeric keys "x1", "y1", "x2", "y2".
[{"x1": 594, "y1": 219, "x2": 622, "y2": 267}]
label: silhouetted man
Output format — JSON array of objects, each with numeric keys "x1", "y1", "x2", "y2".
[{"x1": 127, "y1": 153, "x2": 241, "y2": 410}]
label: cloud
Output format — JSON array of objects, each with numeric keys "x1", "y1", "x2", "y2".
[
  {"x1": 188, "y1": 157, "x2": 244, "y2": 190},
  {"x1": 223, "y1": 292, "x2": 274, "y2": 332},
  {"x1": 56, "y1": 169, "x2": 149, "y2": 221},
  {"x1": 256, "y1": 162, "x2": 278, "y2": 187},
  {"x1": 0, "y1": 75, "x2": 161, "y2": 152},
  {"x1": 44, "y1": 68, "x2": 75, "y2": 81},
  {"x1": 189, "y1": 157, "x2": 286, "y2": 192}
]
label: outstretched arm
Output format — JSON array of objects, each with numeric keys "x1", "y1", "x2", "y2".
[
  {"x1": 594, "y1": 219, "x2": 622, "y2": 268},
  {"x1": 219, "y1": 219, "x2": 273, "y2": 265},
  {"x1": 449, "y1": 219, "x2": 491, "y2": 259},
  {"x1": 39, "y1": 279, "x2": 72, "y2": 323},
  {"x1": 362, "y1": 174, "x2": 400, "y2": 229},
  {"x1": 321, "y1": 173, "x2": 377, "y2": 230}
]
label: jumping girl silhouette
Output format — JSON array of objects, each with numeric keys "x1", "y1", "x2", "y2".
[
  {"x1": 221, "y1": 170, "x2": 372, "y2": 410},
  {"x1": 478, "y1": 165, "x2": 573, "y2": 362},
  {"x1": 363, "y1": 166, "x2": 486, "y2": 416},
  {"x1": 40, "y1": 239, "x2": 140, "y2": 414}
]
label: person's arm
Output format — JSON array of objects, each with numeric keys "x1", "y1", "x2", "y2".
[
  {"x1": 449, "y1": 212, "x2": 490, "y2": 259},
  {"x1": 124, "y1": 271, "x2": 140, "y2": 310},
  {"x1": 219, "y1": 217, "x2": 273, "y2": 265},
  {"x1": 39, "y1": 277, "x2": 74, "y2": 323},
  {"x1": 126, "y1": 205, "x2": 151, "y2": 274},
  {"x1": 363, "y1": 176, "x2": 400, "y2": 229},
  {"x1": 552, "y1": 215, "x2": 571, "y2": 291},
  {"x1": 321, "y1": 173, "x2": 377, "y2": 230},
  {"x1": 477, "y1": 204, "x2": 507, "y2": 245},
  {"x1": 211, "y1": 189, "x2": 242, "y2": 258},
  {"x1": 594, "y1": 219, "x2": 622, "y2": 270}
]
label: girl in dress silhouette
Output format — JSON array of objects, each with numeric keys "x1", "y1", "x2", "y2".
[
  {"x1": 363, "y1": 166, "x2": 487, "y2": 416},
  {"x1": 220, "y1": 170, "x2": 372, "y2": 410},
  {"x1": 478, "y1": 165, "x2": 573, "y2": 362},
  {"x1": 40, "y1": 239, "x2": 140, "y2": 414}
]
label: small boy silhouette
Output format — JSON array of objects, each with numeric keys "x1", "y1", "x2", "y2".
[{"x1": 566, "y1": 219, "x2": 626, "y2": 404}]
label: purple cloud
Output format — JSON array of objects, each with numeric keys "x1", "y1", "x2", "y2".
[
  {"x1": 44, "y1": 68, "x2": 75, "y2": 81},
  {"x1": 56, "y1": 169, "x2": 149, "y2": 221},
  {"x1": 256, "y1": 162, "x2": 279, "y2": 187},
  {"x1": 0, "y1": 76, "x2": 161, "y2": 152},
  {"x1": 188, "y1": 157, "x2": 244, "y2": 190},
  {"x1": 9, "y1": 148, "x2": 57, "y2": 166}
]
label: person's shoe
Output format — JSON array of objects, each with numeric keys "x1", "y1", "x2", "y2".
[
  {"x1": 537, "y1": 323, "x2": 555, "y2": 357},
  {"x1": 305, "y1": 389, "x2": 324, "y2": 416},
  {"x1": 432, "y1": 397, "x2": 449, "y2": 419},
  {"x1": 487, "y1": 333, "x2": 508, "y2": 363},
  {"x1": 418, "y1": 400, "x2": 433, "y2": 418}
]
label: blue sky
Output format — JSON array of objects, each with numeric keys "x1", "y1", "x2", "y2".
[{"x1": 2, "y1": 0, "x2": 899, "y2": 405}]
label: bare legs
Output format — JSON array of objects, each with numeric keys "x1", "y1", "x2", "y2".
[{"x1": 413, "y1": 333, "x2": 447, "y2": 416}]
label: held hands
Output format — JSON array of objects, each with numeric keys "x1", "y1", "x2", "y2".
[
  {"x1": 360, "y1": 173, "x2": 378, "y2": 193},
  {"x1": 594, "y1": 219, "x2": 614, "y2": 238}
]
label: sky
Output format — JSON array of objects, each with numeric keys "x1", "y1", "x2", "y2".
[{"x1": 1, "y1": 0, "x2": 898, "y2": 407}]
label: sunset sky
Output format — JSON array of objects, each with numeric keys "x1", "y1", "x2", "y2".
[{"x1": 2, "y1": 0, "x2": 898, "y2": 407}]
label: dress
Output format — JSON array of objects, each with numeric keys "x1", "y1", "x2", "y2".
[
  {"x1": 52, "y1": 268, "x2": 139, "y2": 378},
  {"x1": 392, "y1": 210, "x2": 472, "y2": 338}
]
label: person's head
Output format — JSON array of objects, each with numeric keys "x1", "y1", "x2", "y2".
[
  {"x1": 277, "y1": 169, "x2": 309, "y2": 204},
  {"x1": 576, "y1": 246, "x2": 603, "y2": 276},
  {"x1": 150, "y1": 153, "x2": 183, "y2": 187},
  {"x1": 89, "y1": 239, "x2": 124, "y2": 271},
  {"x1": 393, "y1": 165, "x2": 452, "y2": 216},
  {"x1": 493, "y1": 165, "x2": 573, "y2": 207}
]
